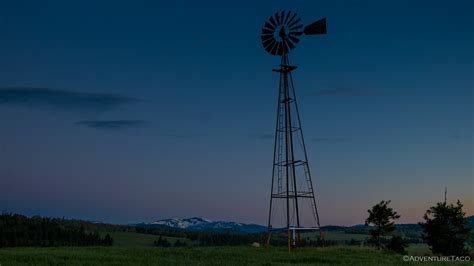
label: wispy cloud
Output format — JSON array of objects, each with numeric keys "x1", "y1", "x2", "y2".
[
  {"x1": 312, "y1": 137, "x2": 347, "y2": 142},
  {"x1": 255, "y1": 134, "x2": 346, "y2": 142},
  {"x1": 449, "y1": 135, "x2": 472, "y2": 140},
  {"x1": 307, "y1": 87, "x2": 373, "y2": 97},
  {"x1": 182, "y1": 111, "x2": 214, "y2": 124},
  {"x1": 312, "y1": 137, "x2": 331, "y2": 142},
  {"x1": 257, "y1": 134, "x2": 274, "y2": 140},
  {"x1": 75, "y1": 120, "x2": 148, "y2": 130},
  {"x1": 161, "y1": 133, "x2": 204, "y2": 139},
  {"x1": 0, "y1": 87, "x2": 139, "y2": 111}
]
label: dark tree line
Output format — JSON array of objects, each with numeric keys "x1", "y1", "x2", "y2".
[
  {"x1": 0, "y1": 213, "x2": 113, "y2": 247},
  {"x1": 133, "y1": 226, "x2": 187, "y2": 238},
  {"x1": 134, "y1": 227, "x2": 267, "y2": 247},
  {"x1": 187, "y1": 231, "x2": 266, "y2": 246},
  {"x1": 154, "y1": 236, "x2": 172, "y2": 247}
]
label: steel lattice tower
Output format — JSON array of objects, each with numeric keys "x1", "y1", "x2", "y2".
[{"x1": 261, "y1": 11, "x2": 327, "y2": 252}]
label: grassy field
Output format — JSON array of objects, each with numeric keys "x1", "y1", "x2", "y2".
[
  {"x1": 2, "y1": 246, "x2": 471, "y2": 266},
  {"x1": 1, "y1": 231, "x2": 470, "y2": 265},
  {"x1": 405, "y1": 244, "x2": 432, "y2": 256}
]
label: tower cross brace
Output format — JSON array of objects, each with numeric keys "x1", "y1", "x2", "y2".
[{"x1": 266, "y1": 54, "x2": 321, "y2": 252}]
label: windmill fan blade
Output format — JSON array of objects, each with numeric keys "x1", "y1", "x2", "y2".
[
  {"x1": 262, "y1": 28, "x2": 273, "y2": 35},
  {"x1": 285, "y1": 39, "x2": 296, "y2": 50},
  {"x1": 262, "y1": 38, "x2": 275, "y2": 48},
  {"x1": 265, "y1": 40, "x2": 276, "y2": 53},
  {"x1": 261, "y1": 34, "x2": 273, "y2": 42},
  {"x1": 264, "y1": 22, "x2": 275, "y2": 30},
  {"x1": 270, "y1": 42, "x2": 279, "y2": 55},
  {"x1": 275, "y1": 12, "x2": 281, "y2": 24},
  {"x1": 287, "y1": 12, "x2": 298, "y2": 26},
  {"x1": 264, "y1": 41, "x2": 276, "y2": 52},
  {"x1": 303, "y1": 17, "x2": 327, "y2": 35},
  {"x1": 269, "y1": 16, "x2": 277, "y2": 28},
  {"x1": 290, "y1": 24, "x2": 303, "y2": 31},
  {"x1": 288, "y1": 17, "x2": 301, "y2": 28},
  {"x1": 284, "y1": 11, "x2": 292, "y2": 24},
  {"x1": 275, "y1": 42, "x2": 282, "y2": 55},
  {"x1": 288, "y1": 35, "x2": 300, "y2": 44}
]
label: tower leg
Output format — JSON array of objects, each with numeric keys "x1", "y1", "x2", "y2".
[{"x1": 266, "y1": 54, "x2": 322, "y2": 252}]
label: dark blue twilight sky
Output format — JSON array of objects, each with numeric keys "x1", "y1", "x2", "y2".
[{"x1": 0, "y1": 0, "x2": 472, "y2": 225}]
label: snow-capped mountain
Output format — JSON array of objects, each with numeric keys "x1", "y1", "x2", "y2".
[
  {"x1": 151, "y1": 217, "x2": 213, "y2": 229},
  {"x1": 144, "y1": 217, "x2": 266, "y2": 233}
]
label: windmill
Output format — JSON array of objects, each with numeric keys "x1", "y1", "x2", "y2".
[{"x1": 261, "y1": 11, "x2": 327, "y2": 252}]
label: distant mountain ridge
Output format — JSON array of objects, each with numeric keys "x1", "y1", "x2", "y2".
[
  {"x1": 151, "y1": 217, "x2": 213, "y2": 229},
  {"x1": 142, "y1": 217, "x2": 267, "y2": 233},
  {"x1": 137, "y1": 215, "x2": 474, "y2": 234}
]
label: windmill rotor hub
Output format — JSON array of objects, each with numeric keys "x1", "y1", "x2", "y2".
[{"x1": 278, "y1": 26, "x2": 287, "y2": 40}]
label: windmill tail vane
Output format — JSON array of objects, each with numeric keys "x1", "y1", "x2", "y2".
[{"x1": 261, "y1": 10, "x2": 327, "y2": 252}]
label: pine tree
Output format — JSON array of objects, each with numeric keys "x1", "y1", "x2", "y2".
[
  {"x1": 365, "y1": 200, "x2": 401, "y2": 249},
  {"x1": 419, "y1": 200, "x2": 471, "y2": 256}
]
